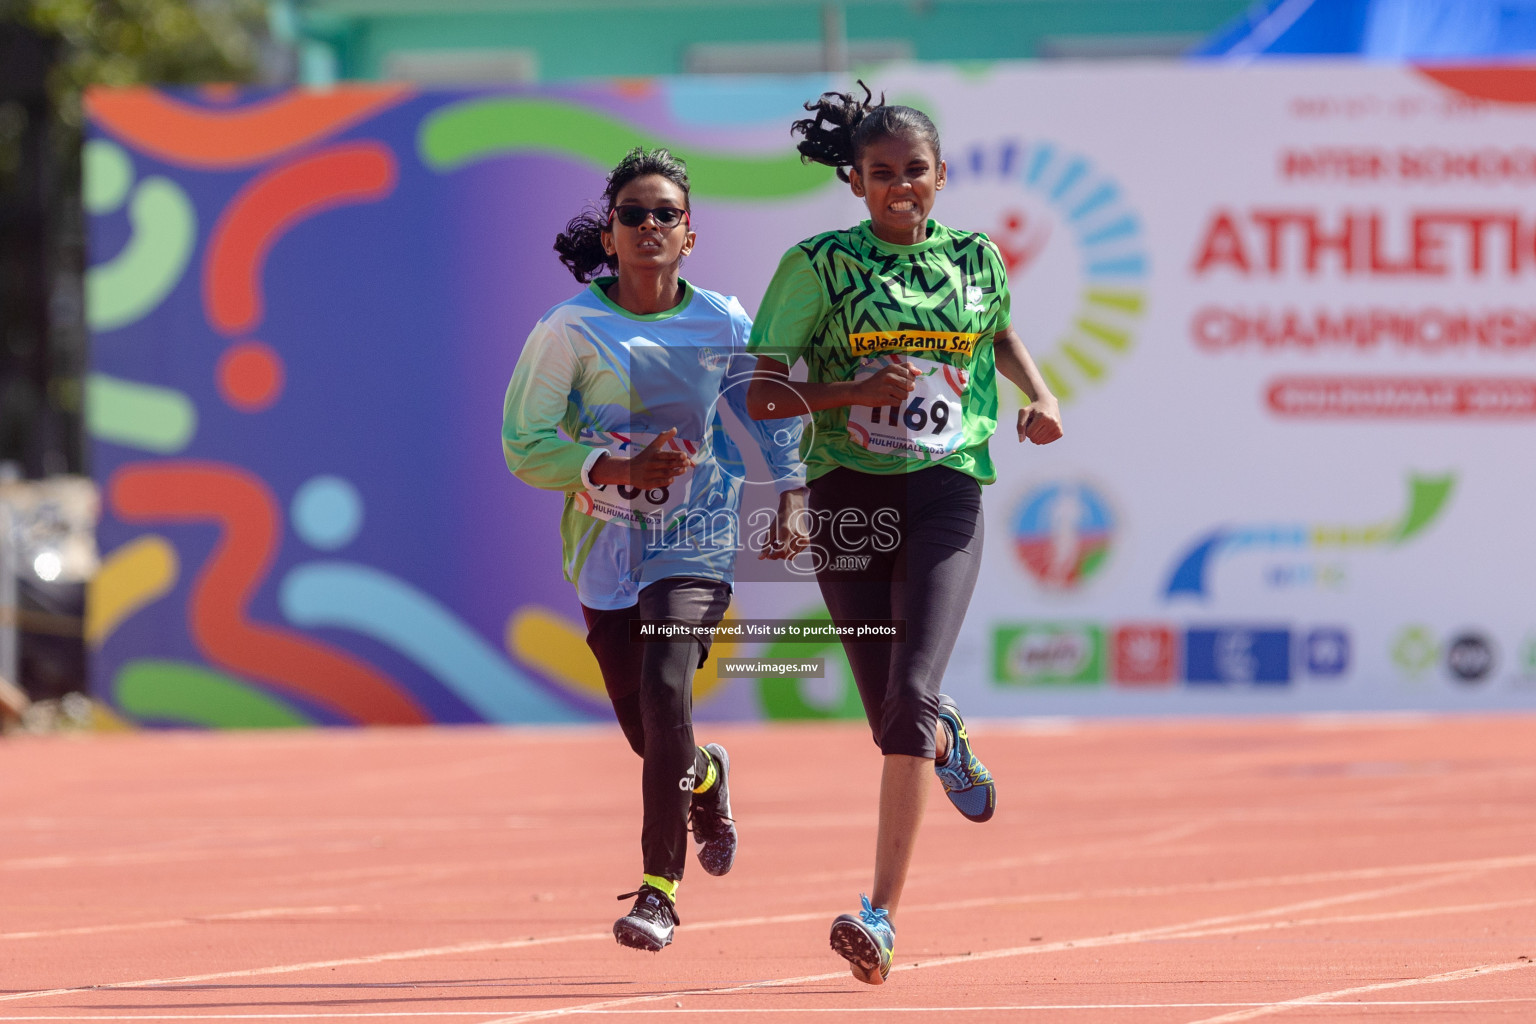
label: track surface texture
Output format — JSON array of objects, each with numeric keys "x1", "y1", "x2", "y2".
[{"x1": 2, "y1": 714, "x2": 1534, "y2": 1022}]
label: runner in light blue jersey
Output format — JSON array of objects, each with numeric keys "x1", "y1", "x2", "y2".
[
  {"x1": 507, "y1": 280, "x2": 804, "y2": 609},
  {"x1": 503, "y1": 149, "x2": 807, "y2": 953}
]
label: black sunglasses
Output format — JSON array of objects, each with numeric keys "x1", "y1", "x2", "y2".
[{"x1": 609, "y1": 204, "x2": 690, "y2": 229}]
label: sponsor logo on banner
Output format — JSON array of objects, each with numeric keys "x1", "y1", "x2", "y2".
[
  {"x1": 1391, "y1": 625, "x2": 1441, "y2": 680},
  {"x1": 1388, "y1": 626, "x2": 1511, "y2": 686},
  {"x1": 1164, "y1": 473, "x2": 1454, "y2": 598},
  {"x1": 1264, "y1": 563, "x2": 1346, "y2": 590},
  {"x1": 1303, "y1": 627, "x2": 1351, "y2": 679},
  {"x1": 1445, "y1": 632, "x2": 1496, "y2": 684},
  {"x1": 1514, "y1": 635, "x2": 1536, "y2": 688},
  {"x1": 1011, "y1": 482, "x2": 1115, "y2": 590},
  {"x1": 993, "y1": 623, "x2": 1104, "y2": 686},
  {"x1": 948, "y1": 140, "x2": 1147, "y2": 405},
  {"x1": 1111, "y1": 624, "x2": 1178, "y2": 686},
  {"x1": 994, "y1": 621, "x2": 1346, "y2": 689},
  {"x1": 1184, "y1": 627, "x2": 1292, "y2": 685}
]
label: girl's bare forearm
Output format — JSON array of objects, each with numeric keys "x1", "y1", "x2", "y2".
[
  {"x1": 745, "y1": 358, "x2": 866, "y2": 419},
  {"x1": 994, "y1": 326, "x2": 1055, "y2": 404}
]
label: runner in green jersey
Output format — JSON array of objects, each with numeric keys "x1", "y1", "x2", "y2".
[
  {"x1": 746, "y1": 85, "x2": 1064, "y2": 985},
  {"x1": 749, "y1": 217, "x2": 1009, "y2": 482}
]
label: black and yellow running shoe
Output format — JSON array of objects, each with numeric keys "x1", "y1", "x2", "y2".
[
  {"x1": 688, "y1": 743, "x2": 736, "y2": 875},
  {"x1": 613, "y1": 883, "x2": 679, "y2": 952}
]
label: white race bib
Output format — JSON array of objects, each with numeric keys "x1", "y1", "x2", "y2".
[
  {"x1": 847, "y1": 354, "x2": 968, "y2": 460},
  {"x1": 574, "y1": 430, "x2": 697, "y2": 530}
]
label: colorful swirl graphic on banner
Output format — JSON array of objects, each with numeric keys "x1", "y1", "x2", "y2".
[{"x1": 87, "y1": 84, "x2": 839, "y2": 727}]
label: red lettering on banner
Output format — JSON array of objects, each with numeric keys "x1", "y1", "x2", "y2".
[
  {"x1": 1281, "y1": 148, "x2": 1389, "y2": 181},
  {"x1": 1191, "y1": 306, "x2": 1536, "y2": 353},
  {"x1": 1252, "y1": 210, "x2": 1294, "y2": 273},
  {"x1": 1267, "y1": 377, "x2": 1536, "y2": 417},
  {"x1": 1191, "y1": 208, "x2": 1533, "y2": 277},
  {"x1": 1412, "y1": 217, "x2": 1446, "y2": 274},
  {"x1": 1401, "y1": 148, "x2": 1536, "y2": 182},
  {"x1": 1281, "y1": 147, "x2": 1536, "y2": 183},
  {"x1": 1367, "y1": 214, "x2": 1413, "y2": 275},
  {"x1": 1306, "y1": 213, "x2": 1354, "y2": 273},
  {"x1": 1191, "y1": 210, "x2": 1249, "y2": 274}
]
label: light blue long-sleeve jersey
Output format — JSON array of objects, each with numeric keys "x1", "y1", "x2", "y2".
[{"x1": 503, "y1": 278, "x2": 806, "y2": 610}]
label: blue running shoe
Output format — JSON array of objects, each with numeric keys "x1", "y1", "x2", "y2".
[
  {"x1": 688, "y1": 743, "x2": 736, "y2": 876},
  {"x1": 935, "y1": 694, "x2": 996, "y2": 823},
  {"x1": 829, "y1": 894, "x2": 894, "y2": 985}
]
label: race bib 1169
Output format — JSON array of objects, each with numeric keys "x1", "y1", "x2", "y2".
[{"x1": 846, "y1": 354, "x2": 968, "y2": 460}]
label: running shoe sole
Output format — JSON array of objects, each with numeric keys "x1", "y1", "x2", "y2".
[
  {"x1": 829, "y1": 915, "x2": 890, "y2": 984},
  {"x1": 613, "y1": 917, "x2": 672, "y2": 952},
  {"x1": 693, "y1": 742, "x2": 736, "y2": 876}
]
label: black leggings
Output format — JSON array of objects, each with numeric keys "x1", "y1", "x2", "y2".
[
  {"x1": 808, "y1": 466, "x2": 984, "y2": 759},
  {"x1": 582, "y1": 576, "x2": 731, "y2": 882}
]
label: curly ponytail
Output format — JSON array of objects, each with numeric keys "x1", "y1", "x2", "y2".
[
  {"x1": 791, "y1": 81, "x2": 877, "y2": 183},
  {"x1": 553, "y1": 147, "x2": 692, "y2": 282},
  {"x1": 553, "y1": 209, "x2": 612, "y2": 282},
  {"x1": 791, "y1": 80, "x2": 942, "y2": 184}
]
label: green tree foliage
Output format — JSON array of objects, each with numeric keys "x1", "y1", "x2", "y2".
[
  {"x1": 2, "y1": 0, "x2": 268, "y2": 123},
  {"x1": 0, "y1": 1, "x2": 270, "y2": 474}
]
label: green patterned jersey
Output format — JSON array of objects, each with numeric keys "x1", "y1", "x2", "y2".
[{"x1": 747, "y1": 219, "x2": 1012, "y2": 483}]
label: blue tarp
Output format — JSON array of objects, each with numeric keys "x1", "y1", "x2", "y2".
[{"x1": 1192, "y1": 0, "x2": 1536, "y2": 58}]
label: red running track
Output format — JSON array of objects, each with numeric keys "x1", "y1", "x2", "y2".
[{"x1": 1, "y1": 714, "x2": 1533, "y2": 1022}]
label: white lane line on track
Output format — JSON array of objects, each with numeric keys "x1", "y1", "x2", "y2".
[
  {"x1": 902, "y1": 851, "x2": 1536, "y2": 916},
  {"x1": 567, "y1": 857, "x2": 1501, "y2": 949},
  {"x1": 0, "y1": 906, "x2": 371, "y2": 942},
  {"x1": 0, "y1": 816, "x2": 543, "y2": 833},
  {"x1": 0, "y1": 931, "x2": 614, "y2": 1006},
  {"x1": 0, "y1": 841, "x2": 380, "y2": 872},
  {"x1": 742, "y1": 830, "x2": 1536, "y2": 894},
  {"x1": 679, "y1": 861, "x2": 1505, "y2": 949},
  {"x1": 17, "y1": 841, "x2": 1524, "y2": 955},
  {"x1": 935, "y1": 842, "x2": 1536, "y2": 887},
  {"x1": 2, "y1": 854, "x2": 1528, "y2": 1009},
  {"x1": 1181, "y1": 960, "x2": 1536, "y2": 1023},
  {"x1": 4, "y1": 1000, "x2": 1536, "y2": 1019},
  {"x1": 476, "y1": 895, "x2": 1536, "y2": 1023},
  {"x1": 528, "y1": 999, "x2": 1536, "y2": 1015}
]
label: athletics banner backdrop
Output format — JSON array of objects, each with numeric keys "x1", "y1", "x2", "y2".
[{"x1": 85, "y1": 62, "x2": 1536, "y2": 728}]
